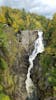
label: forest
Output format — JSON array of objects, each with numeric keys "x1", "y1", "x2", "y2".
[{"x1": 0, "y1": 7, "x2": 56, "y2": 100}]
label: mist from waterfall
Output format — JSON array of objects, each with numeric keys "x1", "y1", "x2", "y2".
[{"x1": 25, "y1": 30, "x2": 44, "y2": 97}]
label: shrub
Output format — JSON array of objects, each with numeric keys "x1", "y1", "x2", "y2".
[
  {"x1": 0, "y1": 57, "x2": 8, "y2": 70},
  {"x1": 0, "y1": 93, "x2": 10, "y2": 100}
]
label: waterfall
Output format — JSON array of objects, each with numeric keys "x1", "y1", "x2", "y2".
[{"x1": 25, "y1": 30, "x2": 44, "y2": 97}]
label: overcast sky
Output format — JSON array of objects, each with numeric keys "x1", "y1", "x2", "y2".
[{"x1": 0, "y1": 0, "x2": 56, "y2": 18}]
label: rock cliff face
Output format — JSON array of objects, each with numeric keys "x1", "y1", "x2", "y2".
[
  {"x1": 10, "y1": 30, "x2": 38, "y2": 100},
  {"x1": 11, "y1": 30, "x2": 53, "y2": 100},
  {"x1": 0, "y1": 29, "x2": 53, "y2": 100}
]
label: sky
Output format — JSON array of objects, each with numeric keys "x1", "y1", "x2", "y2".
[{"x1": 0, "y1": 0, "x2": 56, "y2": 18}]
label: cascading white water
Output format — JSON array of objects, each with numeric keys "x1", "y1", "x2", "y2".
[{"x1": 25, "y1": 30, "x2": 44, "y2": 96}]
